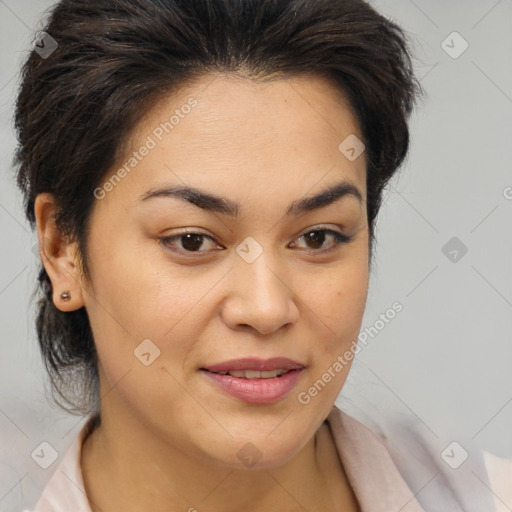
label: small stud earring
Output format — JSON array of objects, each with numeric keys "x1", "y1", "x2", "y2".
[{"x1": 60, "y1": 291, "x2": 71, "y2": 302}]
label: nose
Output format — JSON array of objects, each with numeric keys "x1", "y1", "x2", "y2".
[{"x1": 220, "y1": 251, "x2": 300, "y2": 336}]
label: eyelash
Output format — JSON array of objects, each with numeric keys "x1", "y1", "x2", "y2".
[{"x1": 159, "y1": 227, "x2": 353, "y2": 257}]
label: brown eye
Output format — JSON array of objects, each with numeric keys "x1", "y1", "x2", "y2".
[
  {"x1": 291, "y1": 228, "x2": 352, "y2": 253},
  {"x1": 160, "y1": 233, "x2": 220, "y2": 254},
  {"x1": 303, "y1": 230, "x2": 328, "y2": 250}
]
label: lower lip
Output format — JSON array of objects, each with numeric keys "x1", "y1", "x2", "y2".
[{"x1": 201, "y1": 369, "x2": 303, "y2": 404}]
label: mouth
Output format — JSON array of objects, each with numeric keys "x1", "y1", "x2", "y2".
[
  {"x1": 202, "y1": 357, "x2": 304, "y2": 373},
  {"x1": 200, "y1": 358, "x2": 305, "y2": 404},
  {"x1": 206, "y1": 368, "x2": 292, "y2": 379}
]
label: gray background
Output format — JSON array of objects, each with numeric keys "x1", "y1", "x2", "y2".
[{"x1": 0, "y1": 0, "x2": 511, "y2": 510}]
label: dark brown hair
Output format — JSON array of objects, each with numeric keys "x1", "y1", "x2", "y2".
[{"x1": 13, "y1": 0, "x2": 421, "y2": 415}]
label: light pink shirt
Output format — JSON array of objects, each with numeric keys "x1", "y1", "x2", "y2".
[{"x1": 33, "y1": 406, "x2": 426, "y2": 512}]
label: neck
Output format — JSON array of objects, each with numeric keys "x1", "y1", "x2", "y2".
[{"x1": 81, "y1": 400, "x2": 358, "y2": 512}]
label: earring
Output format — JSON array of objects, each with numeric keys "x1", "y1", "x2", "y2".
[{"x1": 60, "y1": 291, "x2": 71, "y2": 302}]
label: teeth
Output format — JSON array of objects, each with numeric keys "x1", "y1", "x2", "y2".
[
  {"x1": 222, "y1": 369, "x2": 289, "y2": 379},
  {"x1": 261, "y1": 370, "x2": 286, "y2": 378}
]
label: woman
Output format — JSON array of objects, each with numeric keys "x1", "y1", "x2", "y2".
[{"x1": 14, "y1": 0, "x2": 425, "y2": 510}]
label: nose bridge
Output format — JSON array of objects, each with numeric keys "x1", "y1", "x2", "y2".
[
  {"x1": 223, "y1": 237, "x2": 298, "y2": 334},
  {"x1": 237, "y1": 245, "x2": 283, "y2": 299}
]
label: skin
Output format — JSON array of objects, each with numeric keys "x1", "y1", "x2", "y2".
[{"x1": 35, "y1": 72, "x2": 369, "y2": 512}]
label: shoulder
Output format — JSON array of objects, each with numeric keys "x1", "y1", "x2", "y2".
[
  {"x1": 327, "y1": 405, "x2": 503, "y2": 512},
  {"x1": 326, "y1": 405, "x2": 428, "y2": 512},
  {"x1": 32, "y1": 413, "x2": 99, "y2": 512}
]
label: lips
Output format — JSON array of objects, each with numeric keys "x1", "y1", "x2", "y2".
[
  {"x1": 202, "y1": 357, "x2": 304, "y2": 373},
  {"x1": 214, "y1": 369, "x2": 289, "y2": 379},
  {"x1": 200, "y1": 358, "x2": 305, "y2": 404}
]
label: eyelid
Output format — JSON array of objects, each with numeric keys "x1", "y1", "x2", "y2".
[
  {"x1": 159, "y1": 224, "x2": 353, "y2": 257},
  {"x1": 159, "y1": 230, "x2": 221, "y2": 256},
  {"x1": 297, "y1": 223, "x2": 340, "y2": 237},
  {"x1": 292, "y1": 226, "x2": 353, "y2": 251}
]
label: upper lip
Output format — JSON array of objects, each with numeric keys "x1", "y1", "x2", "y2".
[{"x1": 202, "y1": 357, "x2": 305, "y2": 373}]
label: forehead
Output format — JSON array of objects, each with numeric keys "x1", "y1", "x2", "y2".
[
  {"x1": 101, "y1": 72, "x2": 366, "y2": 210},
  {"x1": 137, "y1": 71, "x2": 361, "y2": 147}
]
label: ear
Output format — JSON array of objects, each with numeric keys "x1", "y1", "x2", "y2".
[{"x1": 34, "y1": 193, "x2": 86, "y2": 312}]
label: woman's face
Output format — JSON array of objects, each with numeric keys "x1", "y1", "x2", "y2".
[{"x1": 80, "y1": 72, "x2": 369, "y2": 468}]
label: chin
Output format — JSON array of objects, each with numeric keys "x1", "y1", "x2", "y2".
[{"x1": 198, "y1": 426, "x2": 310, "y2": 471}]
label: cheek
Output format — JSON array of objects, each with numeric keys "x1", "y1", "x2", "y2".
[
  {"x1": 297, "y1": 260, "x2": 368, "y2": 411},
  {"x1": 303, "y1": 254, "x2": 369, "y2": 376},
  {"x1": 84, "y1": 239, "x2": 222, "y2": 392},
  {"x1": 308, "y1": 258, "x2": 368, "y2": 334},
  {"x1": 85, "y1": 230, "x2": 194, "y2": 334}
]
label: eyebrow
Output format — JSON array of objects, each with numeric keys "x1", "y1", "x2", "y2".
[{"x1": 140, "y1": 180, "x2": 363, "y2": 217}]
